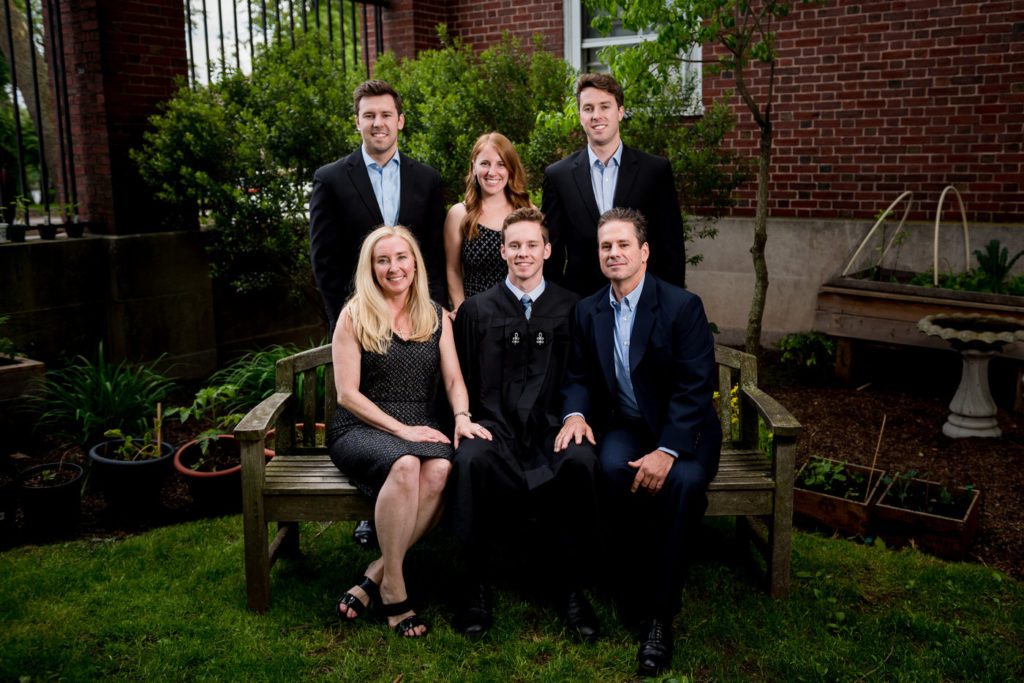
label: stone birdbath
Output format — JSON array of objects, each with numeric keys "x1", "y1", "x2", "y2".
[{"x1": 918, "y1": 313, "x2": 1024, "y2": 438}]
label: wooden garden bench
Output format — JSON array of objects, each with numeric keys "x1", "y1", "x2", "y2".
[{"x1": 236, "y1": 344, "x2": 800, "y2": 612}]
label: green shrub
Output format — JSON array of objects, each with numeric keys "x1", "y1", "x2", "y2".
[
  {"x1": 34, "y1": 344, "x2": 176, "y2": 446},
  {"x1": 207, "y1": 344, "x2": 304, "y2": 413},
  {"x1": 778, "y1": 332, "x2": 836, "y2": 371}
]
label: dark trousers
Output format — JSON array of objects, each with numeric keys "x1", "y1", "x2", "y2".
[
  {"x1": 445, "y1": 430, "x2": 600, "y2": 588},
  {"x1": 597, "y1": 419, "x2": 712, "y2": 619}
]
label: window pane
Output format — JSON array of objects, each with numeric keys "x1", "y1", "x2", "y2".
[{"x1": 583, "y1": 7, "x2": 639, "y2": 39}]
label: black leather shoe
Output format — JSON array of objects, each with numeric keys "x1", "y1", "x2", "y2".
[
  {"x1": 564, "y1": 590, "x2": 600, "y2": 642},
  {"x1": 637, "y1": 618, "x2": 673, "y2": 677},
  {"x1": 352, "y1": 520, "x2": 378, "y2": 550},
  {"x1": 456, "y1": 583, "x2": 492, "y2": 638}
]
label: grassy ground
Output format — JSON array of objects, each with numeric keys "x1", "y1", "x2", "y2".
[{"x1": 2, "y1": 517, "x2": 1021, "y2": 682}]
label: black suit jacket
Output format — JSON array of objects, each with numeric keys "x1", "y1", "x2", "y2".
[
  {"x1": 541, "y1": 145, "x2": 686, "y2": 297},
  {"x1": 561, "y1": 274, "x2": 720, "y2": 477},
  {"x1": 309, "y1": 148, "x2": 446, "y2": 330}
]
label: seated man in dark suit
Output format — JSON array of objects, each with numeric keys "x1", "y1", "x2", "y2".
[
  {"x1": 448, "y1": 207, "x2": 601, "y2": 641},
  {"x1": 555, "y1": 207, "x2": 721, "y2": 677}
]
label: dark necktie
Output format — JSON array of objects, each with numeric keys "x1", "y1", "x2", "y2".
[{"x1": 520, "y1": 294, "x2": 532, "y2": 320}]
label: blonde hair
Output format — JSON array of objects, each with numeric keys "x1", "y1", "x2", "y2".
[
  {"x1": 345, "y1": 226, "x2": 439, "y2": 355},
  {"x1": 460, "y1": 132, "x2": 530, "y2": 241}
]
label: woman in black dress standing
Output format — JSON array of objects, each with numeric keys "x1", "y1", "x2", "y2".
[
  {"x1": 443, "y1": 132, "x2": 532, "y2": 314},
  {"x1": 329, "y1": 225, "x2": 491, "y2": 637}
]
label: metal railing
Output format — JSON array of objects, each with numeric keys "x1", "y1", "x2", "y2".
[
  {"x1": 0, "y1": 0, "x2": 77, "y2": 240},
  {"x1": 184, "y1": 0, "x2": 386, "y2": 88}
]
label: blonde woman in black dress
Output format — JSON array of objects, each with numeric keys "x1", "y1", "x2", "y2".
[
  {"x1": 329, "y1": 225, "x2": 491, "y2": 637},
  {"x1": 443, "y1": 132, "x2": 532, "y2": 315}
]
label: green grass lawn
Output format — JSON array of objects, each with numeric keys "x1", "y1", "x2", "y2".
[{"x1": 2, "y1": 517, "x2": 1021, "y2": 682}]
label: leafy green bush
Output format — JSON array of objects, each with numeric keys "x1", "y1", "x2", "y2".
[
  {"x1": 206, "y1": 344, "x2": 304, "y2": 413},
  {"x1": 135, "y1": 26, "x2": 747, "y2": 308},
  {"x1": 907, "y1": 240, "x2": 1023, "y2": 295},
  {"x1": 34, "y1": 344, "x2": 177, "y2": 446},
  {"x1": 778, "y1": 332, "x2": 836, "y2": 371},
  {"x1": 0, "y1": 315, "x2": 18, "y2": 360}
]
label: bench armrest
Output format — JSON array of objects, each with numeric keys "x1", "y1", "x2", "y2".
[
  {"x1": 235, "y1": 391, "x2": 292, "y2": 441},
  {"x1": 740, "y1": 385, "x2": 801, "y2": 439}
]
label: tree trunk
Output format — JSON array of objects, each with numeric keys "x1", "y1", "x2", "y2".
[
  {"x1": 745, "y1": 120, "x2": 772, "y2": 357},
  {"x1": 0, "y1": 4, "x2": 59, "y2": 206}
]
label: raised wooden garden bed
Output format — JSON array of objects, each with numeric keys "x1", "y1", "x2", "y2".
[
  {"x1": 874, "y1": 476, "x2": 982, "y2": 560},
  {"x1": 794, "y1": 458, "x2": 886, "y2": 537}
]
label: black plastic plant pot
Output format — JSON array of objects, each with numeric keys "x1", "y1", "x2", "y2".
[
  {"x1": 18, "y1": 462, "x2": 85, "y2": 540},
  {"x1": 64, "y1": 222, "x2": 85, "y2": 238},
  {"x1": 88, "y1": 440, "x2": 174, "y2": 516},
  {"x1": 4, "y1": 225, "x2": 25, "y2": 242},
  {"x1": 38, "y1": 224, "x2": 57, "y2": 240}
]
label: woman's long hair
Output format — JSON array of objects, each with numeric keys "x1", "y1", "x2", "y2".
[
  {"x1": 460, "y1": 132, "x2": 530, "y2": 241},
  {"x1": 345, "y1": 225, "x2": 439, "y2": 355}
]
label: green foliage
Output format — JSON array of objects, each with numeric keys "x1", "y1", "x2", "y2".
[
  {"x1": 33, "y1": 344, "x2": 176, "y2": 446},
  {"x1": 206, "y1": 343, "x2": 304, "y2": 413},
  {"x1": 777, "y1": 332, "x2": 835, "y2": 369},
  {"x1": 135, "y1": 34, "x2": 358, "y2": 317},
  {"x1": 798, "y1": 458, "x2": 866, "y2": 500},
  {"x1": 973, "y1": 239, "x2": 1024, "y2": 294},
  {"x1": 138, "y1": 26, "x2": 746, "y2": 295},
  {"x1": 0, "y1": 315, "x2": 18, "y2": 360},
  {"x1": 99, "y1": 425, "x2": 164, "y2": 463},
  {"x1": 906, "y1": 240, "x2": 1023, "y2": 295},
  {"x1": 882, "y1": 470, "x2": 975, "y2": 518}
]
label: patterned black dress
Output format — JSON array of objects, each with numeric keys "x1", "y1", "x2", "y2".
[
  {"x1": 460, "y1": 225, "x2": 505, "y2": 299},
  {"x1": 327, "y1": 303, "x2": 452, "y2": 497}
]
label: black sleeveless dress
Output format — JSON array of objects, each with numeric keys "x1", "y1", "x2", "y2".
[
  {"x1": 327, "y1": 303, "x2": 452, "y2": 497},
  {"x1": 460, "y1": 226, "x2": 505, "y2": 299}
]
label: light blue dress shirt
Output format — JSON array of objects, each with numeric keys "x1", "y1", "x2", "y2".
[
  {"x1": 609, "y1": 276, "x2": 679, "y2": 459},
  {"x1": 587, "y1": 143, "x2": 623, "y2": 215},
  {"x1": 505, "y1": 277, "x2": 546, "y2": 316},
  {"x1": 361, "y1": 145, "x2": 401, "y2": 227}
]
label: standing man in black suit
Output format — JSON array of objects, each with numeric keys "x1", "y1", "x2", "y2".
[
  {"x1": 541, "y1": 73, "x2": 686, "y2": 297},
  {"x1": 310, "y1": 79, "x2": 446, "y2": 334},
  {"x1": 555, "y1": 207, "x2": 720, "y2": 677},
  {"x1": 448, "y1": 207, "x2": 601, "y2": 641}
]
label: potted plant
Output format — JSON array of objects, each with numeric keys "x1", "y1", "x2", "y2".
[
  {"x1": 170, "y1": 384, "x2": 272, "y2": 514},
  {"x1": 874, "y1": 470, "x2": 982, "y2": 560},
  {"x1": 794, "y1": 456, "x2": 886, "y2": 537},
  {"x1": 17, "y1": 460, "x2": 85, "y2": 540},
  {"x1": 87, "y1": 405, "x2": 174, "y2": 516}
]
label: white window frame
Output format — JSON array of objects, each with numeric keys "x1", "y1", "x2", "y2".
[{"x1": 564, "y1": 2, "x2": 703, "y2": 115}]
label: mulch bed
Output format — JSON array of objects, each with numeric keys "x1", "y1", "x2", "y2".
[{"x1": 3, "y1": 344, "x2": 1022, "y2": 581}]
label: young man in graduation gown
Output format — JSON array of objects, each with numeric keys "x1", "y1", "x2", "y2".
[{"x1": 448, "y1": 207, "x2": 602, "y2": 641}]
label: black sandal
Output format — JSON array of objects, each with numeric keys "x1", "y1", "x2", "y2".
[
  {"x1": 336, "y1": 575, "x2": 380, "y2": 620},
  {"x1": 382, "y1": 598, "x2": 428, "y2": 637}
]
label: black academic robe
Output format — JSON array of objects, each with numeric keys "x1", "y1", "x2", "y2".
[{"x1": 454, "y1": 281, "x2": 578, "y2": 489}]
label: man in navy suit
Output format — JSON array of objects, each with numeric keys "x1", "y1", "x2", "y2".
[
  {"x1": 541, "y1": 73, "x2": 686, "y2": 297},
  {"x1": 309, "y1": 79, "x2": 446, "y2": 333},
  {"x1": 555, "y1": 207, "x2": 720, "y2": 677}
]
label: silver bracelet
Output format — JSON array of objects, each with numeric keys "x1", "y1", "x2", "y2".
[{"x1": 454, "y1": 410, "x2": 472, "y2": 419}]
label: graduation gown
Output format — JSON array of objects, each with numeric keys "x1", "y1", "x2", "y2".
[{"x1": 454, "y1": 281, "x2": 578, "y2": 490}]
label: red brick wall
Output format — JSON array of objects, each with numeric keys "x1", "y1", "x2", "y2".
[
  {"x1": 59, "y1": 0, "x2": 187, "y2": 233},
  {"x1": 703, "y1": 1, "x2": 1024, "y2": 223},
  {"x1": 373, "y1": 0, "x2": 563, "y2": 65}
]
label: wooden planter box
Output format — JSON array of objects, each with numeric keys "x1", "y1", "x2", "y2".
[
  {"x1": 815, "y1": 271, "x2": 1024, "y2": 361},
  {"x1": 793, "y1": 459, "x2": 886, "y2": 537},
  {"x1": 874, "y1": 477, "x2": 982, "y2": 560},
  {"x1": 0, "y1": 356, "x2": 45, "y2": 402}
]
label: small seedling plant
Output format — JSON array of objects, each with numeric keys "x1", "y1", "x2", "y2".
[
  {"x1": 798, "y1": 457, "x2": 868, "y2": 501},
  {"x1": 882, "y1": 470, "x2": 975, "y2": 518}
]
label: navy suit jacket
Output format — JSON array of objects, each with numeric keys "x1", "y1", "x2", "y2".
[
  {"x1": 561, "y1": 274, "x2": 720, "y2": 477},
  {"x1": 541, "y1": 144, "x2": 686, "y2": 297},
  {"x1": 309, "y1": 148, "x2": 446, "y2": 331}
]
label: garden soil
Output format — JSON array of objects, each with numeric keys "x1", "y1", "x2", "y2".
[{"x1": 4, "y1": 345, "x2": 1023, "y2": 581}]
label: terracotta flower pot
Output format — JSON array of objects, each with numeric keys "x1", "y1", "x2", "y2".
[{"x1": 174, "y1": 434, "x2": 272, "y2": 515}]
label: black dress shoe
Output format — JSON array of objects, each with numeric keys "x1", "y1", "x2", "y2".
[
  {"x1": 456, "y1": 583, "x2": 492, "y2": 638},
  {"x1": 352, "y1": 520, "x2": 378, "y2": 550},
  {"x1": 564, "y1": 590, "x2": 600, "y2": 642},
  {"x1": 637, "y1": 618, "x2": 673, "y2": 677}
]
